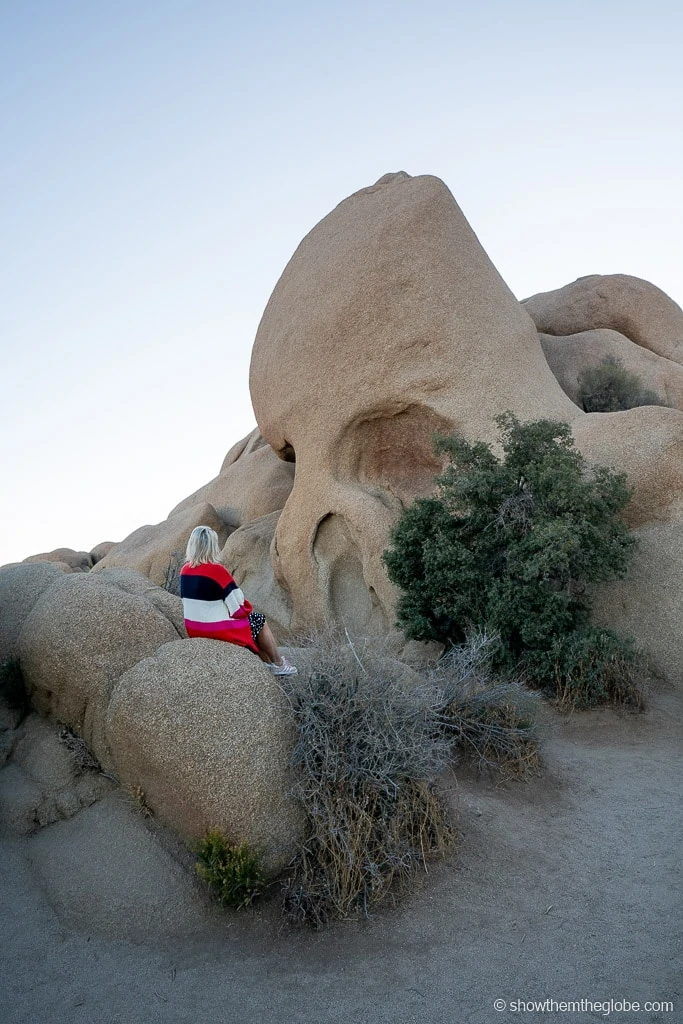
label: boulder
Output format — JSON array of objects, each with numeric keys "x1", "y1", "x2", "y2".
[
  {"x1": 170, "y1": 435, "x2": 295, "y2": 530},
  {"x1": 91, "y1": 501, "x2": 228, "y2": 587},
  {"x1": 106, "y1": 639, "x2": 303, "y2": 873},
  {"x1": 523, "y1": 275, "x2": 683, "y2": 364},
  {"x1": 540, "y1": 329, "x2": 683, "y2": 411},
  {"x1": 23, "y1": 547, "x2": 93, "y2": 572},
  {"x1": 90, "y1": 541, "x2": 117, "y2": 564},
  {"x1": 220, "y1": 511, "x2": 292, "y2": 639},
  {"x1": 572, "y1": 405, "x2": 683, "y2": 686},
  {"x1": 592, "y1": 519, "x2": 683, "y2": 687},
  {"x1": 26, "y1": 793, "x2": 210, "y2": 938},
  {"x1": 0, "y1": 561, "x2": 67, "y2": 664},
  {"x1": 0, "y1": 714, "x2": 112, "y2": 836},
  {"x1": 573, "y1": 406, "x2": 683, "y2": 530},
  {"x1": 249, "y1": 172, "x2": 577, "y2": 633},
  {"x1": 18, "y1": 569, "x2": 185, "y2": 767}
]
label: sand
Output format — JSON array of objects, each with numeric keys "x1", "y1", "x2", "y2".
[{"x1": 1, "y1": 691, "x2": 681, "y2": 1024}]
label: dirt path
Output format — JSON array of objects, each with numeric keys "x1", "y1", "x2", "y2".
[{"x1": 1, "y1": 692, "x2": 681, "y2": 1024}]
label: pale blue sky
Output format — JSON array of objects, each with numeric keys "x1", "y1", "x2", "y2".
[{"x1": 2, "y1": 0, "x2": 682, "y2": 566}]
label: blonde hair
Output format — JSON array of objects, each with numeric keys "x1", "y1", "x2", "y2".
[{"x1": 185, "y1": 525, "x2": 220, "y2": 567}]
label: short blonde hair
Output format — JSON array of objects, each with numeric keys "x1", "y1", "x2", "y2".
[{"x1": 185, "y1": 525, "x2": 220, "y2": 567}]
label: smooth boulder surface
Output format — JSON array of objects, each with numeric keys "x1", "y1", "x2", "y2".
[
  {"x1": 92, "y1": 501, "x2": 228, "y2": 587},
  {"x1": 18, "y1": 570, "x2": 185, "y2": 768},
  {"x1": 249, "y1": 171, "x2": 577, "y2": 633},
  {"x1": 26, "y1": 793, "x2": 209, "y2": 938},
  {"x1": 106, "y1": 639, "x2": 303, "y2": 873},
  {"x1": 22, "y1": 547, "x2": 93, "y2": 572},
  {"x1": 0, "y1": 561, "x2": 67, "y2": 664},
  {"x1": 523, "y1": 274, "x2": 683, "y2": 364},
  {"x1": 592, "y1": 519, "x2": 683, "y2": 686},
  {"x1": 170, "y1": 432, "x2": 294, "y2": 530},
  {"x1": 219, "y1": 511, "x2": 292, "y2": 638},
  {"x1": 540, "y1": 329, "x2": 683, "y2": 412},
  {"x1": 89, "y1": 541, "x2": 117, "y2": 565}
]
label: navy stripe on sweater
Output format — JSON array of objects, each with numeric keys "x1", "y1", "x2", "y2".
[{"x1": 180, "y1": 574, "x2": 241, "y2": 602}]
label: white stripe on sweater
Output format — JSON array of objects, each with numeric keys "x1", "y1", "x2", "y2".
[{"x1": 182, "y1": 595, "x2": 246, "y2": 623}]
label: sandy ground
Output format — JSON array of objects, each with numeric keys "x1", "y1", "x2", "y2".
[{"x1": 1, "y1": 690, "x2": 681, "y2": 1024}]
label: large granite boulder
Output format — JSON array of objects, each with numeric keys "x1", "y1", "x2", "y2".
[
  {"x1": 23, "y1": 548, "x2": 93, "y2": 572},
  {"x1": 249, "y1": 171, "x2": 577, "y2": 634},
  {"x1": 0, "y1": 562, "x2": 67, "y2": 664},
  {"x1": 573, "y1": 407, "x2": 683, "y2": 684},
  {"x1": 523, "y1": 274, "x2": 683, "y2": 364},
  {"x1": 592, "y1": 519, "x2": 683, "y2": 686},
  {"x1": 18, "y1": 569, "x2": 185, "y2": 767},
  {"x1": 169, "y1": 429, "x2": 294, "y2": 529},
  {"x1": 220, "y1": 511, "x2": 292, "y2": 639},
  {"x1": 89, "y1": 541, "x2": 117, "y2": 565},
  {"x1": 92, "y1": 501, "x2": 228, "y2": 587},
  {"x1": 106, "y1": 639, "x2": 303, "y2": 873},
  {"x1": 540, "y1": 329, "x2": 683, "y2": 412}
]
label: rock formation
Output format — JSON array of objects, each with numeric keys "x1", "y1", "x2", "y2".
[
  {"x1": 540, "y1": 329, "x2": 683, "y2": 412},
  {"x1": 249, "y1": 172, "x2": 579, "y2": 636},
  {"x1": 0, "y1": 561, "x2": 68, "y2": 664},
  {"x1": 106, "y1": 639, "x2": 303, "y2": 872},
  {"x1": 23, "y1": 547, "x2": 94, "y2": 572},
  {"x1": 18, "y1": 569, "x2": 185, "y2": 767},
  {"x1": 91, "y1": 502, "x2": 229, "y2": 588},
  {"x1": 523, "y1": 274, "x2": 683, "y2": 363},
  {"x1": 7, "y1": 173, "x2": 682, "y2": 708}
]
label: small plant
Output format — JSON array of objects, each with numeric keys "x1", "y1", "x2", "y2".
[
  {"x1": 162, "y1": 550, "x2": 183, "y2": 596},
  {"x1": 578, "y1": 355, "x2": 664, "y2": 412},
  {"x1": 58, "y1": 725, "x2": 103, "y2": 773},
  {"x1": 194, "y1": 829, "x2": 266, "y2": 909},
  {"x1": 523, "y1": 627, "x2": 645, "y2": 710},
  {"x1": 0, "y1": 658, "x2": 29, "y2": 713},
  {"x1": 128, "y1": 784, "x2": 153, "y2": 818}
]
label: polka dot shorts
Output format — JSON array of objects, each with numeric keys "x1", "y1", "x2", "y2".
[{"x1": 248, "y1": 611, "x2": 266, "y2": 642}]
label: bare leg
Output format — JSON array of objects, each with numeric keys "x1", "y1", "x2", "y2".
[{"x1": 255, "y1": 622, "x2": 282, "y2": 665}]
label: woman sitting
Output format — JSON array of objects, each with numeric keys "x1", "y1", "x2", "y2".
[{"x1": 180, "y1": 525, "x2": 297, "y2": 676}]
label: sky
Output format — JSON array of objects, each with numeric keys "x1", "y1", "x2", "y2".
[{"x1": 2, "y1": 0, "x2": 682, "y2": 567}]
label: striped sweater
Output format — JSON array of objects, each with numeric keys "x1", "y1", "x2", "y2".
[{"x1": 180, "y1": 561, "x2": 258, "y2": 653}]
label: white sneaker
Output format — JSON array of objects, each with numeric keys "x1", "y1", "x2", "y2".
[{"x1": 268, "y1": 658, "x2": 298, "y2": 676}]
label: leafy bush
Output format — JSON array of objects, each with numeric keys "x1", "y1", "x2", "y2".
[
  {"x1": 0, "y1": 658, "x2": 29, "y2": 713},
  {"x1": 383, "y1": 413, "x2": 638, "y2": 706},
  {"x1": 578, "y1": 355, "x2": 664, "y2": 412},
  {"x1": 523, "y1": 626, "x2": 645, "y2": 710},
  {"x1": 193, "y1": 830, "x2": 266, "y2": 909}
]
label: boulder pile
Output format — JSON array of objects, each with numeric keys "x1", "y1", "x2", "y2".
[{"x1": 2, "y1": 170, "x2": 681, "y2": 871}]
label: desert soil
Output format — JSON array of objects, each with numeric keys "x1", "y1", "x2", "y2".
[{"x1": 1, "y1": 689, "x2": 681, "y2": 1024}]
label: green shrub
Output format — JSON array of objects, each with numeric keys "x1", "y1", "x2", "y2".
[
  {"x1": 578, "y1": 355, "x2": 664, "y2": 412},
  {"x1": 193, "y1": 830, "x2": 266, "y2": 909},
  {"x1": 0, "y1": 658, "x2": 29, "y2": 713},
  {"x1": 383, "y1": 413, "x2": 638, "y2": 707},
  {"x1": 523, "y1": 626, "x2": 645, "y2": 710}
]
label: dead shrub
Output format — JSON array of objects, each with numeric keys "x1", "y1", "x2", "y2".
[{"x1": 276, "y1": 628, "x2": 541, "y2": 927}]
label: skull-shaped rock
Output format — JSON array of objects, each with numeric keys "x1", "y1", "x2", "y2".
[{"x1": 249, "y1": 173, "x2": 578, "y2": 633}]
